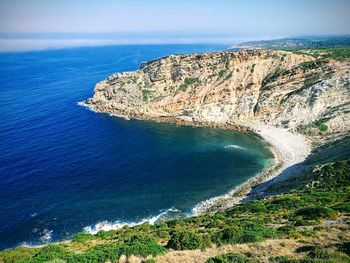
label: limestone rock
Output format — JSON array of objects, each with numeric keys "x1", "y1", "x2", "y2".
[{"x1": 86, "y1": 50, "x2": 350, "y2": 135}]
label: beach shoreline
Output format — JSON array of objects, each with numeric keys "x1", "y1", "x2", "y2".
[
  {"x1": 192, "y1": 122, "x2": 312, "y2": 214},
  {"x1": 81, "y1": 101, "x2": 312, "y2": 215}
]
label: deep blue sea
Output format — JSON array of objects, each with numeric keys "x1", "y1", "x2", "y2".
[{"x1": 0, "y1": 44, "x2": 274, "y2": 250}]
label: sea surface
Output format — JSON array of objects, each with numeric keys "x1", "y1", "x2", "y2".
[{"x1": 0, "y1": 44, "x2": 274, "y2": 249}]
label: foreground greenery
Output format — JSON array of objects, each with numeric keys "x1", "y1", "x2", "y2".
[{"x1": 1, "y1": 160, "x2": 349, "y2": 262}]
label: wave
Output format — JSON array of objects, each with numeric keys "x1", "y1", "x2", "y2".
[
  {"x1": 107, "y1": 113, "x2": 130, "y2": 120},
  {"x1": 77, "y1": 101, "x2": 130, "y2": 120},
  {"x1": 77, "y1": 101, "x2": 97, "y2": 112},
  {"x1": 39, "y1": 229, "x2": 53, "y2": 243},
  {"x1": 224, "y1": 144, "x2": 246, "y2": 150},
  {"x1": 83, "y1": 207, "x2": 179, "y2": 235}
]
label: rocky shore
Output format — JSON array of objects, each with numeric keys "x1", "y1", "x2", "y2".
[{"x1": 84, "y1": 48, "x2": 350, "y2": 213}]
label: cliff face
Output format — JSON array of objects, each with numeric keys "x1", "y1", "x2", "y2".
[{"x1": 86, "y1": 50, "x2": 350, "y2": 134}]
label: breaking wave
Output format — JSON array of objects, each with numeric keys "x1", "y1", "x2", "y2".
[
  {"x1": 224, "y1": 144, "x2": 246, "y2": 150},
  {"x1": 83, "y1": 207, "x2": 180, "y2": 235}
]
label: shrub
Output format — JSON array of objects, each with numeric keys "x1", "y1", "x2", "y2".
[
  {"x1": 206, "y1": 253, "x2": 253, "y2": 263},
  {"x1": 71, "y1": 238, "x2": 165, "y2": 262},
  {"x1": 179, "y1": 83, "x2": 189, "y2": 91},
  {"x1": 334, "y1": 202, "x2": 350, "y2": 212},
  {"x1": 212, "y1": 226, "x2": 240, "y2": 245},
  {"x1": 96, "y1": 230, "x2": 114, "y2": 239},
  {"x1": 294, "y1": 206, "x2": 338, "y2": 220},
  {"x1": 237, "y1": 200, "x2": 267, "y2": 213},
  {"x1": 307, "y1": 247, "x2": 350, "y2": 262},
  {"x1": 72, "y1": 232, "x2": 95, "y2": 242},
  {"x1": 167, "y1": 230, "x2": 209, "y2": 250},
  {"x1": 277, "y1": 225, "x2": 300, "y2": 238},
  {"x1": 0, "y1": 246, "x2": 39, "y2": 263},
  {"x1": 268, "y1": 256, "x2": 298, "y2": 262},
  {"x1": 218, "y1": 70, "x2": 226, "y2": 77},
  {"x1": 118, "y1": 240, "x2": 166, "y2": 257},
  {"x1": 251, "y1": 64, "x2": 256, "y2": 73},
  {"x1": 31, "y1": 244, "x2": 72, "y2": 262},
  {"x1": 142, "y1": 89, "x2": 151, "y2": 102},
  {"x1": 184, "y1": 77, "x2": 199, "y2": 85},
  {"x1": 267, "y1": 196, "x2": 304, "y2": 209},
  {"x1": 75, "y1": 244, "x2": 120, "y2": 262},
  {"x1": 212, "y1": 224, "x2": 277, "y2": 245},
  {"x1": 237, "y1": 231, "x2": 263, "y2": 243},
  {"x1": 319, "y1": 123, "x2": 328, "y2": 132}
]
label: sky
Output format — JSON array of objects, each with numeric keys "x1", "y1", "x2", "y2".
[{"x1": 0, "y1": 0, "x2": 349, "y2": 51}]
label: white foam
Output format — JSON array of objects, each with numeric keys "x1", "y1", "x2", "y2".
[
  {"x1": 40, "y1": 229, "x2": 53, "y2": 243},
  {"x1": 224, "y1": 144, "x2": 245, "y2": 150},
  {"x1": 30, "y1": 212, "x2": 37, "y2": 218},
  {"x1": 77, "y1": 101, "x2": 131, "y2": 120},
  {"x1": 77, "y1": 101, "x2": 97, "y2": 112},
  {"x1": 108, "y1": 113, "x2": 130, "y2": 120},
  {"x1": 83, "y1": 207, "x2": 179, "y2": 235}
]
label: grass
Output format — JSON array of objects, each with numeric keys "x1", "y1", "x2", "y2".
[
  {"x1": 1, "y1": 160, "x2": 349, "y2": 262},
  {"x1": 288, "y1": 47, "x2": 350, "y2": 61}
]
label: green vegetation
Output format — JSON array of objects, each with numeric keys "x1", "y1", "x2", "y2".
[
  {"x1": 119, "y1": 87, "x2": 127, "y2": 93},
  {"x1": 178, "y1": 83, "x2": 189, "y2": 92},
  {"x1": 178, "y1": 77, "x2": 200, "y2": 92},
  {"x1": 294, "y1": 206, "x2": 338, "y2": 221},
  {"x1": 251, "y1": 63, "x2": 256, "y2": 73},
  {"x1": 218, "y1": 69, "x2": 227, "y2": 78},
  {"x1": 224, "y1": 72, "x2": 233, "y2": 81},
  {"x1": 297, "y1": 59, "x2": 326, "y2": 70},
  {"x1": 270, "y1": 247, "x2": 350, "y2": 263},
  {"x1": 319, "y1": 123, "x2": 328, "y2": 132},
  {"x1": 239, "y1": 36, "x2": 350, "y2": 61},
  {"x1": 184, "y1": 77, "x2": 199, "y2": 85},
  {"x1": 206, "y1": 253, "x2": 253, "y2": 263},
  {"x1": 262, "y1": 68, "x2": 290, "y2": 85},
  {"x1": 296, "y1": 119, "x2": 329, "y2": 134},
  {"x1": 239, "y1": 36, "x2": 350, "y2": 50},
  {"x1": 1, "y1": 237, "x2": 166, "y2": 263},
  {"x1": 167, "y1": 229, "x2": 210, "y2": 250},
  {"x1": 142, "y1": 89, "x2": 151, "y2": 102},
  {"x1": 290, "y1": 47, "x2": 350, "y2": 61},
  {"x1": 1, "y1": 160, "x2": 349, "y2": 262}
]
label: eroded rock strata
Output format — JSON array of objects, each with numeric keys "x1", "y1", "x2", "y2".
[{"x1": 86, "y1": 50, "x2": 350, "y2": 136}]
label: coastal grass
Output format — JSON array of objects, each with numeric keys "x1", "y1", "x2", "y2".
[
  {"x1": 287, "y1": 47, "x2": 350, "y2": 61},
  {"x1": 1, "y1": 160, "x2": 349, "y2": 262}
]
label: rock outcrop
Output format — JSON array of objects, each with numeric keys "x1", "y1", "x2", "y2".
[{"x1": 86, "y1": 50, "x2": 350, "y2": 135}]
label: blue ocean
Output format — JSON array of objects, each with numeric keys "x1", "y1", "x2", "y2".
[{"x1": 0, "y1": 44, "x2": 274, "y2": 250}]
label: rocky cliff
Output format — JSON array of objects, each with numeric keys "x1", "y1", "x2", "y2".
[{"x1": 86, "y1": 50, "x2": 350, "y2": 135}]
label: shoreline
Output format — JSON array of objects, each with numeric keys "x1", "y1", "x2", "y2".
[
  {"x1": 16, "y1": 103, "x2": 312, "y2": 250},
  {"x1": 80, "y1": 102, "x2": 312, "y2": 214},
  {"x1": 192, "y1": 123, "x2": 312, "y2": 214}
]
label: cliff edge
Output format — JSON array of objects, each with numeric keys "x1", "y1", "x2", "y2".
[{"x1": 86, "y1": 50, "x2": 350, "y2": 137}]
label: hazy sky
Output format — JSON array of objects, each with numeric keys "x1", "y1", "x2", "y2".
[{"x1": 0, "y1": 0, "x2": 349, "y2": 51}]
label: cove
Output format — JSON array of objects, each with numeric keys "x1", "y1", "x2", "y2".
[{"x1": 0, "y1": 44, "x2": 273, "y2": 249}]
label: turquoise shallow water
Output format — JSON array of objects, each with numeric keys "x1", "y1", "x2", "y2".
[{"x1": 0, "y1": 44, "x2": 274, "y2": 249}]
